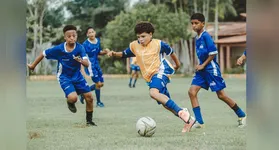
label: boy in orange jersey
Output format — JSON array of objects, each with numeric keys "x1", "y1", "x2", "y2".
[{"x1": 107, "y1": 21, "x2": 196, "y2": 133}]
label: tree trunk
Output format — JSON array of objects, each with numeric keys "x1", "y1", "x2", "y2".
[
  {"x1": 39, "y1": 8, "x2": 46, "y2": 45},
  {"x1": 194, "y1": 0, "x2": 197, "y2": 13},
  {"x1": 205, "y1": 0, "x2": 210, "y2": 27},
  {"x1": 179, "y1": 0, "x2": 183, "y2": 12},
  {"x1": 214, "y1": 0, "x2": 219, "y2": 41}
]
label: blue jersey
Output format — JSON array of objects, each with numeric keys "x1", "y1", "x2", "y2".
[
  {"x1": 243, "y1": 49, "x2": 247, "y2": 56},
  {"x1": 195, "y1": 31, "x2": 219, "y2": 74},
  {"x1": 43, "y1": 42, "x2": 87, "y2": 79},
  {"x1": 82, "y1": 38, "x2": 102, "y2": 66}
]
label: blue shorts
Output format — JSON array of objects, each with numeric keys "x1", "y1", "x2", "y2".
[
  {"x1": 148, "y1": 74, "x2": 171, "y2": 104},
  {"x1": 85, "y1": 65, "x2": 104, "y2": 83},
  {"x1": 58, "y1": 74, "x2": 91, "y2": 98},
  {"x1": 131, "y1": 64, "x2": 140, "y2": 72},
  {"x1": 191, "y1": 70, "x2": 226, "y2": 92}
]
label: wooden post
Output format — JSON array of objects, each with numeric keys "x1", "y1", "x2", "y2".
[
  {"x1": 226, "y1": 45, "x2": 231, "y2": 70},
  {"x1": 219, "y1": 45, "x2": 224, "y2": 73}
]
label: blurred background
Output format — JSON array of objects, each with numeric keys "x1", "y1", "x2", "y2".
[{"x1": 26, "y1": 0, "x2": 246, "y2": 76}]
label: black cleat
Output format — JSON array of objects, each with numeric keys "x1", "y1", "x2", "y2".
[
  {"x1": 87, "y1": 121, "x2": 97, "y2": 126},
  {"x1": 67, "y1": 102, "x2": 77, "y2": 113},
  {"x1": 129, "y1": 84, "x2": 132, "y2": 88}
]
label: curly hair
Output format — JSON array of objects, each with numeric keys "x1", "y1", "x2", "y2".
[
  {"x1": 134, "y1": 21, "x2": 155, "y2": 34},
  {"x1": 190, "y1": 13, "x2": 205, "y2": 22},
  {"x1": 63, "y1": 25, "x2": 77, "y2": 33}
]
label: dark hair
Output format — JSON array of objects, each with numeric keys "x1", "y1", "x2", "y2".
[
  {"x1": 190, "y1": 13, "x2": 205, "y2": 22},
  {"x1": 134, "y1": 21, "x2": 155, "y2": 34},
  {"x1": 86, "y1": 26, "x2": 94, "y2": 34},
  {"x1": 63, "y1": 25, "x2": 77, "y2": 33}
]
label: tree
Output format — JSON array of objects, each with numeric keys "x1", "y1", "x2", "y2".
[{"x1": 26, "y1": 0, "x2": 65, "y2": 75}]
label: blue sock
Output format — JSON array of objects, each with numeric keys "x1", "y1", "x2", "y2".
[
  {"x1": 232, "y1": 104, "x2": 246, "y2": 118},
  {"x1": 129, "y1": 78, "x2": 132, "y2": 85},
  {"x1": 165, "y1": 99, "x2": 182, "y2": 114},
  {"x1": 95, "y1": 89, "x2": 101, "y2": 103},
  {"x1": 193, "y1": 106, "x2": 204, "y2": 124},
  {"x1": 133, "y1": 79, "x2": 137, "y2": 86},
  {"x1": 90, "y1": 84, "x2": 96, "y2": 91}
]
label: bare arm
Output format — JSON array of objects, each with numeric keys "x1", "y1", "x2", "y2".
[
  {"x1": 99, "y1": 48, "x2": 110, "y2": 55},
  {"x1": 107, "y1": 51, "x2": 123, "y2": 58},
  {"x1": 126, "y1": 58, "x2": 131, "y2": 74},
  {"x1": 196, "y1": 54, "x2": 216, "y2": 71},
  {"x1": 27, "y1": 52, "x2": 44, "y2": 70},
  {"x1": 170, "y1": 53, "x2": 181, "y2": 70},
  {"x1": 237, "y1": 54, "x2": 246, "y2": 65}
]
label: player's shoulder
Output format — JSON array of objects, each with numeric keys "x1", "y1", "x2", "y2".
[
  {"x1": 202, "y1": 31, "x2": 212, "y2": 39},
  {"x1": 75, "y1": 42, "x2": 85, "y2": 49}
]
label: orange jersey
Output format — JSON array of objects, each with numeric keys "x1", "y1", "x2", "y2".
[{"x1": 126, "y1": 39, "x2": 175, "y2": 82}]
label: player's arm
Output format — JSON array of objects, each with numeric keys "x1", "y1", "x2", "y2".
[
  {"x1": 107, "y1": 47, "x2": 135, "y2": 58},
  {"x1": 99, "y1": 48, "x2": 110, "y2": 55},
  {"x1": 27, "y1": 52, "x2": 44, "y2": 70},
  {"x1": 73, "y1": 55, "x2": 89, "y2": 67},
  {"x1": 196, "y1": 34, "x2": 218, "y2": 71},
  {"x1": 75, "y1": 45, "x2": 89, "y2": 67},
  {"x1": 160, "y1": 41, "x2": 180, "y2": 70},
  {"x1": 126, "y1": 58, "x2": 131, "y2": 74},
  {"x1": 237, "y1": 50, "x2": 247, "y2": 65}
]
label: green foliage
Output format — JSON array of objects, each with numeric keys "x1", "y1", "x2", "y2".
[
  {"x1": 104, "y1": 4, "x2": 190, "y2": 52},
  {"x1": 224, "y1": 66, "x2": 245, "y2": 74}
]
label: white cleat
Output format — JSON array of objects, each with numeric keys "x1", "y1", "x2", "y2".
[{"x1": 238, "y1": 116, "x2": 247, "y2": 128}]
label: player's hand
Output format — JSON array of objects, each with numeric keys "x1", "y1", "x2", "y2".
[
  {"x1": 73, "y1": 55, "x2": 82, "y2": 62},
  {"x1": 27, "y1": 64, "x2": 35, "y2": 70},
  {"x1": 237, "y1": 57, "x2": 244, "y2": 65},
  {"x1": 103, "y1": 48, "x2": 110, "y2": 54},
  {"x1": 173, "y1": 64, "x2": 180, "y2": 70},
  {"x1": 107, "y1": 51, "x2": 114, "y2": 57},
  {"x1": 195, "y1": 64, "x2": 205, "y2": 71}
]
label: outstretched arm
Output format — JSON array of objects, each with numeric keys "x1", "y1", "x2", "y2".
[
  {"x1": 170, "y1": 53, "x2": 181, "y2": 70},
  {"x1": 27, "y1": 52, "x2": 44, "y2": 70},
  {"x1": 73, "y1": 55, "x2": 89, "y2": 67},
  {"x1": 237, "y1": 50, "x2": 247, "y2": 65},
  {"x1": 99, "y1": 48, "x2": 110, "y2": 55}
]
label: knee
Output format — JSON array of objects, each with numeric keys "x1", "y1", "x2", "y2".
[
  {"x1": 188, "y1": 89, "x2": 197, "y2": 98},
  {"x1": 217, "y1": 93, "x2": 227, "y2": 100},
  {"x1": 67, "y1": 95, "x2": 78, "y2": 103},
  {"x1": 96, "y1": 82, "x2": 103, "y2": 88},
  {"x1": 84, "y1": 93, "x2": 93, "y2": 103}
]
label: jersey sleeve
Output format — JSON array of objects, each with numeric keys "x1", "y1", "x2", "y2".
[
  {"x1": 80, "y1": 45, "x2": 88, "y2": 60},
  {"x1": 160, "y1": 41, "x2": 173, "y2": 55},
  {"x1": 243, "y1": 49, "x2": 247, "y2": 56},
  {"x1": 122, "y1": 47, "x2": 135, "y2": 58},
  {"x1": 203, "y1": 34, "x2": 218, "y2": 55},
  {"x1": 43, "y1": 45, "x2": 61, "y2": 60}
]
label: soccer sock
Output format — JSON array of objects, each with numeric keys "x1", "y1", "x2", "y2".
[
  {"x1": 193, "y1": 106, "x2": 204, "y2": 124},
  {"x1": 90, "y1": 84, "x2": 96, "y2": 91},
  {"x1": 231, "y1": 103, "x2": 246, "y2": 118},
  {"x1": 95, "y1": 89, "x2": 101, "y2": 103},
  {"x1": 133, "y1": 79, "x2": 137, "y2": 86},
  {"x1": 86, "y1": 111, "x2": 93, "y2": 122},
  {"x1": 165, "y1": 99, "x2": 183, "y2": 114},
  {"x1": 129, "y1": 77, "x2": 133, "y2": 85}
]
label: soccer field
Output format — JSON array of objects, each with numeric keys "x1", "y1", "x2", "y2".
[{"x1": 27, "y1": 77, "x2": 246, "y2": 150}]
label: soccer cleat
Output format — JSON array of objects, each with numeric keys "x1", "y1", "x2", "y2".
[
  {"x1": 79, "y1": 95, "x2": 85, "y2": 104},
  {"x1": 182, "y1": 116, "x2": 196, "y2": 133},
  {"x1": 133, "y1": 84, "x2": 136, "y2": 88},
  {"x1": 96, "y1": 102, "x2": 105, "y2": 107},
  {"x1": 67, "y1": 102, "x2": 77, "y2": 113},
  {"x1": 238, "y1": 117, "x2": 246, "y2": 128},
  {"x1": 178, "y1": 108, "x2": 191, "y2": 123},
  {"x1": 86, "y1": 121, "x2": 97, "y2": 126},
  {"x1": 192, "y1": 122, "x2": 205, "y2": 129},
  {"x1": 129, "y1": 84, "x2": 132, "y2": 88}
]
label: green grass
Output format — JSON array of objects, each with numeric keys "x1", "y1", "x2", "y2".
[{"x1": 27, "y1": 77, "x2": 246, "y2": 150}]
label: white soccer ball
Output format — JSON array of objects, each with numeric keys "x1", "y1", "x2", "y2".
[{"x1": 136, "y1": 116, "x2": 156, "y2": 137}]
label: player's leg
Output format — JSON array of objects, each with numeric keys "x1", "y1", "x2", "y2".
[
  {"x1": 82, "y1": 92, "x2": 97, "y2": 126},
  {"x1": 74, "y1": 75, "x2": 97, "y2": 126},
  {"x1": 132, "y1": 67, "x2": 139, "y2": 88},
  {"x1": 79, "y1": 65, "x2": 94, "y2": 104},
  {"x1": 216, "y1": 90, "x2": 246, "y2": 127},
  {"x1": 94, "y1": 67, "x2": 104, "y2": 107},
  {"x1": 207, "y1": 73, "x2": 246, "y2": 127},
  {"x1": 58, "y1": 77, "x2": 78, "y2": 113},
  {"x1": 129, "y1": 68, "x2": 135, "y2": 88},
  {"x1": 148, "y1": 74, "x2": 195, "y2": 132},
  {"x1": 188, "y1": 72, "x2": 208, "y2": 128}
]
